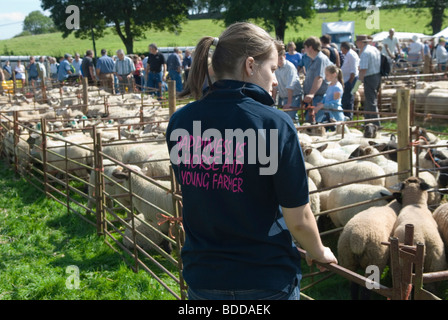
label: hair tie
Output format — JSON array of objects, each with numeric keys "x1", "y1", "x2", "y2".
[{"x1": 212, "y1": 37, "x2": 219, "y2": 47}]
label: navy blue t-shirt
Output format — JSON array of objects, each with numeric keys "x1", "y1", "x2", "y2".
[{"x1": 166, "y1": 80, "x2": 309, "y2": 291}]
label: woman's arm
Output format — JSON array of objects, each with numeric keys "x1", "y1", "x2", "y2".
[{"x1": 282, "y1": 203, "x2": 338, "y2": 269}]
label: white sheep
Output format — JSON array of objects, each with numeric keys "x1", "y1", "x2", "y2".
[
  {"x1": 87, "y1": 159, "x2": 131, "y2": 212},
  {"x1": 28, "y1": 132, "x2": 93, "y2": 178},
  {"x1": 308, "y1": 177, "x2": 320, "y2": 220},
  {"x1": 326, "y1": 184, "x2": 392, "y2": 227},
  {"x1": 433, "y1": 203, "x2": 448, "y2": 249},
  {"x1": 111, "y1": 165, "x2": 174, "y2": 237},
  {"x1": 122, "y1": 142, "x2": 171, "y2": 179},
  {"x1": 348, "y1": 145, "x2": 399, "y2": 188},
  {"x1": 337, "y1": 200, "x2": 402, "y2": 298},
  {"x1": 302, "y1": 144, "x2": 386, "y2": 188},
  {"x1": 122, "y1": 213, "x2": 172, "y2": 254},
  {"x1": 392, "y1": 177, "x2": 447, "y2": 273}
]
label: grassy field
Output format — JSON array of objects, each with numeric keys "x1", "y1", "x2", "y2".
[
  {"x1": 0, "y1": 161, "x2": 179, "y2": 300},
  {"x1": 0, "y1": 7, "x2": 442, "y2": 57}
]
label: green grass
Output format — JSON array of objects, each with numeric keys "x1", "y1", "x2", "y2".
[
  {"x1": 0, "y1": 161, "x2": 178, "y2": 300},
  {"x1": 0, "y1": 7, "x2": 442, "y2": 56}
]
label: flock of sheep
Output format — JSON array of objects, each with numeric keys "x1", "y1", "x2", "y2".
[
  {"x1": 299, "y1": 121, "x2": 448, "y2": 298},
  {"x1": 1, "y1": 84, "x2": 448, "y2": 299}
]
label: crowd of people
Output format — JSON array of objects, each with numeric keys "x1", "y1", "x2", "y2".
[
  {"x1": 0, "y1": 43, "x2": 193, "y2": 99},
  {"x1": 271, "y1": 29, "x2": 448, "y2": 127},
  {"x1": 1, "y1": 29, "x2": 447, "y2": 118}
]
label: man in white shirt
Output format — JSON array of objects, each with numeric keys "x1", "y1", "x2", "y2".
[
  {"x1": 357, "y1": 34, "x2": 381, "y2": 126},
  {"x1": 408, "y1": 35, "x2": 424, "y2": 68},
  {"x1": 272, "y1": 44, "x2": 303, "y2": 122},
  {"x1": 340, "y1": 42, "x2": 359, "y2": 120},
  {"x1": 72, "y1": 53, "x2": 83, "y2": 76},
  {"x1": 382, "y1": 28, "x2": 401, "y2": 60},
  {"x1": 435, "y1": 37, "x2": 448, "y2": 71}
]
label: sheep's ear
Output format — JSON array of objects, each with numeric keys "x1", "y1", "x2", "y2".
[
  {"x1": 304, "y1": 148, "x2": 313, "y2": 156},
  {"x1": 372, "y1": 142, "x2": 387, "y2": 152},
  {"x1": 392, "y1": 192, "x2": 403, "y2": 205},
  {"x1": 317, "y1": 143, "x2": 328, "y2": 152},
  {"x1": 112, "y1": 167, "x2": 129, "y2": 180},
  {"x1": 419, "y1": 181, "x2": 431, "y2": 191}
]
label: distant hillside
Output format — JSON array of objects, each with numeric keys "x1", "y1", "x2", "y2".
[{"x1": 0, "y1": 7, "x2": 439, "y2": 57}]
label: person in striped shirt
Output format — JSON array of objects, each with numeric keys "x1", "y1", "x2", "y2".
[{"x1": 114, "y1": 49, "x2": 136, "y2": 93}]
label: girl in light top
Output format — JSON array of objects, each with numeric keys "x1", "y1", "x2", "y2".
[
  {"x1": 314, "y1": 64, "x2": 345, "y2": 123},
  {"x1": 14, "y1": 60, "x2": 25, "y2": 84}
]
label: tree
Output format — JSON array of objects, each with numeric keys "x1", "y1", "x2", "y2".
[
  {"x1": 41, "y1": 0, "x2": 193, "y2": 53},
  {"x1": 23, "y1": 10, "x2": 56, "y2": 35},
  {"x1": 206, "y1": 0, "x2": 315, "y2": 41}
]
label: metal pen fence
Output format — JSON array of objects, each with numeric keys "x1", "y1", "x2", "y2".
[{"x1": 0, "y1": 79, "x2": 447, "y2": 300}]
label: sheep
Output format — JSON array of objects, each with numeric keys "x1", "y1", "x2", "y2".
[
  {"x1": 111, "y1": 165, "x2": 174, "y2": 237},
  {"x1": 87, "y1": 159, "x2": 131, "y2": 213},
  {"x1": 348, "y1": 145, "x2": 399, "y2": 188},
  {"x1": 305, "y1": 162, "x2": 322, "y2": 189},
  {"x1": 368, "y1": 134, "x2": 397, "y2": 162},
  {"x1": 102, "y1": 140, "x2": 157, "y2": 162},
  {"x1": 326, "y1": 184, "x2": 392, "y2": 227},
  {"x1": 308, "y1": 177, "x2": 320, "y2": 220},
  {"x1": 418, "y1": 171, "x2": 442, "y2": 207},
  {"x1": 122, "y1": 142, "x2": 171, "y2": 180},
  {"x1": 301, "y1": 144, "x2": 386, "y2": 188},
  {"x1": 433, "y1": 203, "x2": 448, "y2": 249},
  {"x1": 337, "y1": 200, "x2": 402, "y2": 299},
  {"x1": 122, "y1": 213, "x2": 172, "y2": 254},
  {"x1": 321, "y1": 144, "x2": 361, "y2": 162},
  {"x1": 392, "y1": 177, "x2": 447, "y2": 273},
  {"x1": 435, "y1": 158, "x2": 448, "y2": 189},
  {"x1": 27, "y1": 132, "x2": 93, "y2": 178}
]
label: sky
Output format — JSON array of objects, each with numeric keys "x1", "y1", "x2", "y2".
[{"x1": 0, "y1": 0, "x2": 50, "y2": 40}]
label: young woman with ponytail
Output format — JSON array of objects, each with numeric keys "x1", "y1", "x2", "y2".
[{"x1": 167, "y1": 22, "x2": 337, "y2": 300}]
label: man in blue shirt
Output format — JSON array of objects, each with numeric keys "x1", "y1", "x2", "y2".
[
  {"x1": 182, "y1": 49, "x2": 192, "y2": 83},
  {"x1": 26, "y1": 56, "x2": 39, "y2": 86},
  {"x1": 57, "y1": 54, "x2": 74, "y2": 82},
  {"x1": 96, "y1": 49, "x2": 116, "y2": 94},
  {"x1": 167, "y1": 48, "x2": 183, "y2": 93}
]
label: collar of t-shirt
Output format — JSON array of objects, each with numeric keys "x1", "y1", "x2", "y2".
[{"x1": 204, "y1": 79, "x2": 275, "y2": 106}]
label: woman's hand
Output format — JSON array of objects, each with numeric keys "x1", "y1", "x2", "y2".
[{"x1": 305, "y1": 247, "x2": 338, "y2": 272}]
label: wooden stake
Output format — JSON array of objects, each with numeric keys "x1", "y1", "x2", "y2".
[{"x1": 396, "y1": 89, "x2": 411, "y2": 180}]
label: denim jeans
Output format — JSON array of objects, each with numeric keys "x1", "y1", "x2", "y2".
[
  {"x1": 278, "y1": 95, "x2": 301, "y2": 122},
  {"x1": 168, "y1": 70, "x2": 183, "y2": 93},
  {"x1": 147, "y1": 71, "x2": 162, "y2": 97},
  {"x1": 187, "y1": 275, "x2": 301, "y2": 300},
  {"x1": 342, "y1": 77, "x2": 358, "y2": 120}
]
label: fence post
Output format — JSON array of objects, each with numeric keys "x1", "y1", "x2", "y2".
[
  {"x1": 41, "y1": 76, "x2": 48, "y2": 103},
  {"x1": 168, "y1": 80, "x2": 176, "y2": 117},
  {"x1": 396, "y1": 89, "x2": 412, "y2": 180},
  {"x1": 82, "y1": 76, "x2": 89, "y2": 116},
  {"x1": 170, "y1": 165, "x2": 187, "y2": 299},
  {"x1": 93, "y1": 127, "x2": 105, "y2": 235},
  {"x1": 13, "y1": 111, "x2": 19, "y2": 174},
  {"x1": 41, "y1": 118, "x2": 49, "y2": 197}
]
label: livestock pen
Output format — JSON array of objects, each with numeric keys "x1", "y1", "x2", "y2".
[{"x1": 1, "y1": 77, "x2": 448, "y2": 300}]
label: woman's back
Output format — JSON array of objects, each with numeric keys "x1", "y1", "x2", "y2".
[{"x1": 167, "y1": 79, "x2": 308, "y2": 291}]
